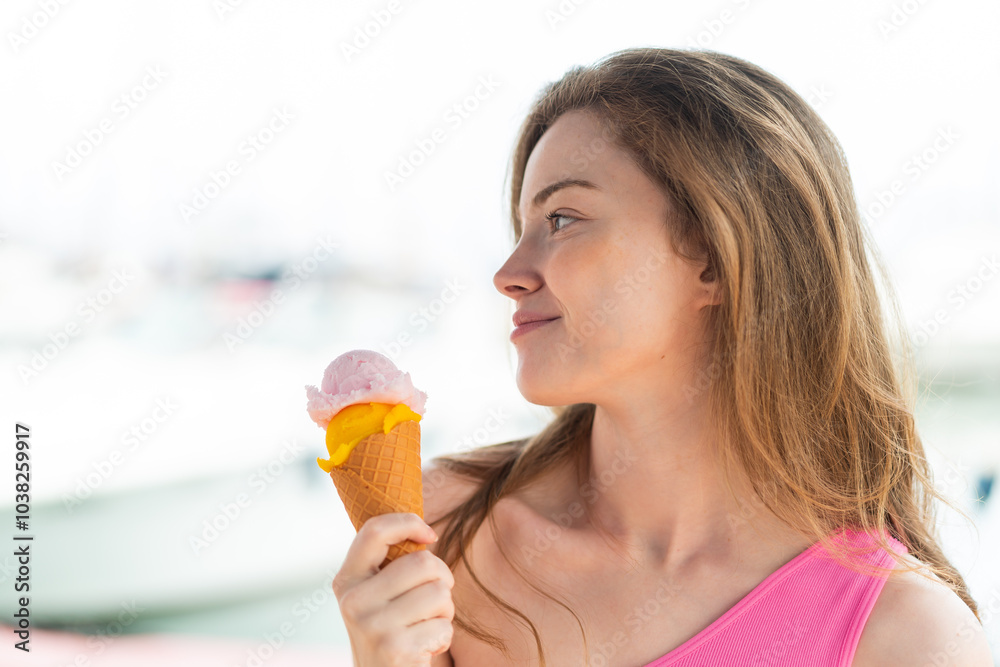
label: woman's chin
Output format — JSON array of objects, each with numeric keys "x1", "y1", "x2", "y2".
[{"x1": 515, "y1": 365, "x2": 575, "y2": 407}]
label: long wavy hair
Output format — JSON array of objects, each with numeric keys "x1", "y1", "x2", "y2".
[{"x1": 428, "y1": 47, "x2": 980, "y2": 665}]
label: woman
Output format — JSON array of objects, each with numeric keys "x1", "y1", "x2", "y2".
[{"x1": 332, "y1": 48, "x2": 992, "y2": 666}]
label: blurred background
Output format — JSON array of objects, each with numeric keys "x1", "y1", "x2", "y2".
[{"x1": 0, "y1": 0, "x2": 997, "y2": 664}]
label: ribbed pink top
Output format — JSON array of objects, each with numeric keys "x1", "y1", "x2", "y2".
[{"x1": 642, "y1": 527, "x2": 908, "y2": 667}]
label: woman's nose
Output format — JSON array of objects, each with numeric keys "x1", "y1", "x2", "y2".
[{"x1": 492, "y1": 240, "x2": 542, "y2": 298}]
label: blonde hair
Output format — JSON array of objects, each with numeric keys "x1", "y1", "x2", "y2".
[{"x1": 429, "y1": 47, "x2": 980, "y2": 665}]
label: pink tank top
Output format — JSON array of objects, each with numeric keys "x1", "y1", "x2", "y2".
[{"x1": 642, "y1": 526, "x2": 908, "y2": 667}]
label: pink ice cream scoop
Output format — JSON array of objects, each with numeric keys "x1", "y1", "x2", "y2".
[{"x1": 305, "y1": 349, "x2": 428, "y2": 429}]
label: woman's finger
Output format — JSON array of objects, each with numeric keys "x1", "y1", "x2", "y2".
[
  {"x1": 332, "y1": 512, "x2": 437, "y2": 597},
  {"x1": 374, "y1": 576, "x2": 455, "y2": 630},
  {"x1": 385, "y1": 617, "x2": 455, "y2": 661},
  {"x1": 363, "y1": 548, "x2": 454, "y2": 604}
]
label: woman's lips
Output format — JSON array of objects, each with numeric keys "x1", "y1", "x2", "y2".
[{"x1": 510, "y1": 317, "x2": 559, "y2": 341}]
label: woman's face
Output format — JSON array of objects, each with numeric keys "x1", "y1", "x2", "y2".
[{"x1": 493, "y1": 109, "x2": 718, "y2": 408}]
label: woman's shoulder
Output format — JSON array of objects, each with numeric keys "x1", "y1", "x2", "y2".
[
  {"x1": 852, "y1": 551, "x2": 992, "y2": 666},
  {"x1": 421, "y1": 439, "x2": 535, "y2": 557},
  {"x1": 422, "y1": 460, "x2": 484, "y2": 529},
  {"x1": 422, "y1": 438, "x2": 531, "y2": 526}
]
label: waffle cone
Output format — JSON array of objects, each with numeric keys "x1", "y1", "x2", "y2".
[{"x1": 328, "y1": 419, "x2": 424, "y2": 569}]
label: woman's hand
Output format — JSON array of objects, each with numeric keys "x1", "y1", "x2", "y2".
[{"x1": 333, "y1": 512, "x2": 455, "y2": 667}]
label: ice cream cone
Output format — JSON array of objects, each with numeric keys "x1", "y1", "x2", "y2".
[
  {"x1": 306, "y1": 350, "x2": 429, "y2": 569},
  {"x1": 328, "y1": 418, "x2": 425, "y2": 568}
]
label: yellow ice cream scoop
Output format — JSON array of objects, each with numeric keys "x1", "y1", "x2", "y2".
[{"x1": 318, "y1": 402, "x2": 422, "y2": 472}]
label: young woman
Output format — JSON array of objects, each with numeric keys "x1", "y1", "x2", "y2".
[{"x1": 331, "y1": 48, "x2": 993, "y2": 666}]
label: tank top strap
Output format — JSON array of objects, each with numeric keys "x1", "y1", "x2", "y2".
[{"x1": 643, "y1": 526, "x2": 907, "y2": 667}]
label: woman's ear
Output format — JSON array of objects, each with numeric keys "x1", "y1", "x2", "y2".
[
  {"x1": 698, "y1": 259, "x2": 722, "y2": 307},
  {"x1": 699, "y1": 262, "x2": 715, "y2": 282}
]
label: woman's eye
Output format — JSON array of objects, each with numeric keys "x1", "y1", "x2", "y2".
[{"x1": 545, "y1": 211, "x2": 578, "y2": 231}]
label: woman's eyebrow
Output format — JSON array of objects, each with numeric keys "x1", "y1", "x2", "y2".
[{"x1": 530, "y1": 178, "x2": 602, "y2": 209}]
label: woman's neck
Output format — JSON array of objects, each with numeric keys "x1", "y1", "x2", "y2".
[{"x1": 576, "y1": 400, "x2": 797, "y2": 572}]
